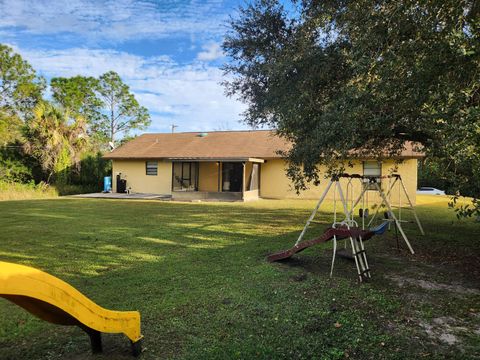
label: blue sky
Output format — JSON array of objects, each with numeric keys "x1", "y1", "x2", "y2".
[{"x1": 0, "y1": 0, "x2": 251, "y2": 133}]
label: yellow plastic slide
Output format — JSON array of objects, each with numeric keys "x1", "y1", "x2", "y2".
[{"x1": 0, "y1": 261, "x2": 143, "y2": 356}]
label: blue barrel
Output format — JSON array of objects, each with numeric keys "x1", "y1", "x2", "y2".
[{"x1": 103, "y1": 176, "x2": 112, "y2": 192}]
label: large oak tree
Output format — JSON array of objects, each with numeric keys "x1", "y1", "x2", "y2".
[{"x1": 223, "y1": 0, "x2": 479, "y2": 204}]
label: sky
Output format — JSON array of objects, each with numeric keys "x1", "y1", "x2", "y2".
[{"x1": 0, "y1": 0, "x2": 251, "y2": 134}]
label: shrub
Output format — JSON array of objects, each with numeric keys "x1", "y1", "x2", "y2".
[{"x1": 68, "y1": 152, "x2": 111, "y2": 193}]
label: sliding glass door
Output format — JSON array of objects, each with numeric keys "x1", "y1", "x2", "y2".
[{"x1": 222, "y1": 162, "x2": 243, "y2": 192}]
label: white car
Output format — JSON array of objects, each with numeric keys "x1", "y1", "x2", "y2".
[{"x1": 417, "y1": 187, "x2": 446, "y2": 195}]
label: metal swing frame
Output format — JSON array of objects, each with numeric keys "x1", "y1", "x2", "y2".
[{"x1": 293, "y1": 173, "x2": 424, "y2": 280}]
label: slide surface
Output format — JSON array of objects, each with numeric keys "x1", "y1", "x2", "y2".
[
  {"x1": 267, "y1": 227, "x2": 374, "y2": 262},
  {"x1": 0, "y1": 261, "x2": 142, "y2": 349}
]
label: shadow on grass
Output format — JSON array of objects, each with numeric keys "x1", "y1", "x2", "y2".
[{"x1": 1, "y1": 198, "x2": 479, "y2": 359}]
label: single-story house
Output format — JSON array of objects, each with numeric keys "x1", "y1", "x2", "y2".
[{"x1": 103, "y1": 130, "x2": 423, "y2": 203}]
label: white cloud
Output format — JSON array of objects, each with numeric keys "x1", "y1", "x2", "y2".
[
  {"x1": 197, "y1": 42, "x2": 224, "y2": 61},
  {"x1": 16, "y1": 46, "x2": 248, "y2": 133},
  {"x1": 18, "y1": 47, "x2": 173, "y2": 79},
  {"x1": 0, "y1": 0, "x2": 230, "y2": 42}
]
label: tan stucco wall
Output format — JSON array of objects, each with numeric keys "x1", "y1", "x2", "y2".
[
  {"x1": 197, "y1": 161, "x2": 258, "y2": 192},
  {"x1": 243, "y1": 189, "x2": 259, "y2": 201},
  {"x1": 112, "y1": 160, "x2": 172, "y2": 194},
  {"x1": 259, "y1": 159, "x2": 418, "y2": 205},
  {"x1": 198, "y1": 162, "x2": 220, "y2": 192},
  {"x1": 110, "y1": 158, "x2": 418, "y2": 204}
]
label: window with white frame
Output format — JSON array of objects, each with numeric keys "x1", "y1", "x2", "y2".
[
  {"x1": 146, "y1": 161, "x2": 158, "y2": 176},
  {"x1": 363, "y1": 161, "x2": 381, "y2": 190}
]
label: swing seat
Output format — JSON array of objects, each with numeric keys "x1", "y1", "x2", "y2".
[{"x1": 369, "y1": 220, "x2": 390, "y2": 235}]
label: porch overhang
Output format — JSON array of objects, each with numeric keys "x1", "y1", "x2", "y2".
[
  {"x1": 167, "y1": 157, "x2": 265, "y2": 163},
  {"x1": 170, "y1": 158, "x2": 261, "y2": 202},
  {"x1": 172, "y1": 191, "x2": 243, "y2": 202}
]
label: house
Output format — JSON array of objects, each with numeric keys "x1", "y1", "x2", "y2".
[{"x1": 103, "y1": 130, "x2": 423, "y2": 203}]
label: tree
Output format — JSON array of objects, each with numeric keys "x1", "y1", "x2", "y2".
[
  {"x1": 0, "y1": 109, "x2": 34, "y2": 183},
  {"x1": 0, "y1": 44, "x2": 45, "y2": 118},
  {"x1": 0, "y1": 45, "x2": 44, "y2": 184},
  {"x1": 223, "y1": 0, "x2": 479, "y2": 197},
  {"x1": 0, "y1": 109, "x2": 31, "y2": 181},
  {"x1": 0, "y1": 110, "x2": 23, "y2": 146},
  {"x1": 24, "y1": 102, "x2": 88, "y2": 184},
  {"x1": 50, "y1": 76, "x2": 103, "y2": 125},
  {"x1": 96, "y1": 71, "x2": 150, "y2": 144}
]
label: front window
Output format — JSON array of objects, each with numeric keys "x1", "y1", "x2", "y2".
[
  {"x1": 363, "y1": 161, "x2": 381, "y2": 190},
  {"x1": 146, "y1": 161, "x2": 158, "y2": 176},
  {"x1": 172, "y1": 162, "x2": 198, "y2": 191}
]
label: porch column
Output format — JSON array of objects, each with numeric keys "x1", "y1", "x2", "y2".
[
  {"x1": 217, "y1": 162, "x2": 221, "y2": 192},
  {"x1": 242, "y1": 162, "x2": 246, "y2": 200}
]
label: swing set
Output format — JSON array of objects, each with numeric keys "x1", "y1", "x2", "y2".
[{"x1": 267, "y1": 173, "x2": 424, "y2": 282}]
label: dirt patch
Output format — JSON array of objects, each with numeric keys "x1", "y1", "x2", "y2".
[
  {"x1": 387, "y1": 274, "x2": 480, "y2": 349},
  {"x1": 387, "y1": 275, "x2": 480, "y2": 295},
  {"x1": 291, "y1": 273, "x2": 308, "y2": 282},
  {"x1": 419, "y1": 316, "x2": 470, "y2": 346}
]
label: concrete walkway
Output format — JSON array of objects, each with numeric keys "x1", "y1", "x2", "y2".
[{"x1": 71, "y1": 192, "x2": 171, "y2": 200}]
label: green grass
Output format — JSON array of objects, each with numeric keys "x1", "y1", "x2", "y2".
[{"x1": 0, "y1": 196, "x2": 479, "y2": 359}]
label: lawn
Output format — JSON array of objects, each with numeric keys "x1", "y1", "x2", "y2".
[{"x1": 0, "y1": 196, "x2": 479, "y2": 359}]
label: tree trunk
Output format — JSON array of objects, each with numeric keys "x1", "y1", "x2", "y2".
[{"x1": 110, "y1": 99, "x2": 115, "y2": 144}]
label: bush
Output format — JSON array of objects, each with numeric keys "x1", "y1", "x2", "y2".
[
  {"x1": 68, "y1": 152, "x2": 111, "y2": 193},
  {"x1": 0, "y1": 143, "x2": 37, "y2": 183},
  {"x1": 418, "y1": 159, "x2": 451, "y2": 192},
  {"x1": 47, "y1": 152, "x2": 111, "y2": 194},
  {"x1": 418, "y1": 158, "x2": 480, "y2": 197}
]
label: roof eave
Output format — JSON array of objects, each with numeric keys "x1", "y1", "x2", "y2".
[{"x1": 102, "y1": 155, "x2": 269, "y2": 162}]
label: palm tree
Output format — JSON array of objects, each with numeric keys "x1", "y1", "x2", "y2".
[{"x1": 24, "y1": 102, "x2": 88, "y2": 183}]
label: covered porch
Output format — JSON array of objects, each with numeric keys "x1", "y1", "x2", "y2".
[{"x1": 170, "y1": 158, "x2": 263, "y2": 202}]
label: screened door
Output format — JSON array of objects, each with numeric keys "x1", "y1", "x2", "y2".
[{"x1": 172, "y1": 162, "x2": 199, "y2": 191}]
